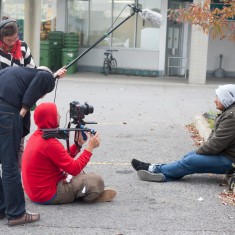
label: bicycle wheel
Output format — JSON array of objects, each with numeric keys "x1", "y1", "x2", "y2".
[
  {"x1": 110, "y1": 58, "x2": 117, "y2": 73},
  {"x1": 103, "y1": 59, "x2": 110, "y2": 76}
]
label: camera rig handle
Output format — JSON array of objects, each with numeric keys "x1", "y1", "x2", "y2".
[
  {"x1": 41, "y1": 127, "x2": 96, "y2": 139},
  {"x1": 42, "y1": 129, "x2": 70, "y2": 140},
  {"x1": 41, "y1": 122, "x2": 96, "y2": 154}
]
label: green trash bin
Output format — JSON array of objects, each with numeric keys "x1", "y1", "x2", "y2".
[
  {"x1": 48, "y1": 31, "x2": 64, "y2": 71},
  {"x1": 50, "y1": 45, "x2": 63, "y2": 71},
  {"x1": 48, "y1": 31, "x2": 64, "y2": 40},
  {"x1": 64, "y1": 42, "x2": 79, "y2": 49},
  {"x1": 63, "y1": 33, "x2": 79, "y2": 49},
  {"x1": 40, "y1": 40, "x2": 52, "y2": 68},
  {"x1": 61, "y1": 48, "x2": 78, "y2": 74}
]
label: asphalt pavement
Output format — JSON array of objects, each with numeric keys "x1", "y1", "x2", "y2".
[{"x1": 1, "y1": 72, "x2": 235, "y2": 235}]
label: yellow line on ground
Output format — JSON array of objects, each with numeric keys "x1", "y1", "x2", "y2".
[
  {"x1": 88, "y1": 162, "x2": 131, "y2": 165},
  {"x1": 97, "y1": 123, "x2": 159, "y2": 126}
]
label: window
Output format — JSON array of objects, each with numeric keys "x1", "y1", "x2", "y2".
[
  {"x1": 112, "y1": 0, "x2": 135, "y2": 48},
  {"x1": 1, "y1": 0, "x2": 25, "y2": 40},
  {"x1": 136, "y1": 0, "x2": 162, "y2": 49},
  {"x1": 41, "y1": 0, "x2": 57, "y2": 40},
  {"x1": 1, "y1": 0, "x2": 25, "y2": 19},
  {"x1": 67, "y1": 0, "x2": 162, "y2": 49},
  {"x1": 89, "y1": 0, "x2": 112, "y2": 46},
  {"x1": 67, "y1": 0, "x2": 89, "y2": 45}
]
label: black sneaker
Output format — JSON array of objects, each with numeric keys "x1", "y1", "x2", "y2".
[
  {"x1": 131, "y1": 158, "x2": 150, "y2": 171},
  {"x1": 229, "y1": 173, "x2": 235, "y2": 191},
  {"x1": 226, "y1": 168, "x2": 235, "y2": 176}
]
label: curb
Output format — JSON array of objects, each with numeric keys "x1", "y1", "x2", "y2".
[{"x1": 194, "y1": 115, "x2": 211, "y2": 141}]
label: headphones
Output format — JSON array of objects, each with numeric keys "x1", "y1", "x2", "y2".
[{"x1": 0, "y1": 19, "x2": 19, "y2": 30}]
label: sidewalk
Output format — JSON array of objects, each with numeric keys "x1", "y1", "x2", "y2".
[
  {"x1": 66, "y1": 71, "x2": 235, "y2": 86},
  {"x1": 195, "y1": 115, "x2": 211, "y2": 141}
]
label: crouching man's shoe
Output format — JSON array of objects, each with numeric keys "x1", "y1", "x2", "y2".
[
  {"x1": 131, "y1": 158, "x2": 150, "y2": 171},
  {"x1": 137, "y1": 170, "x2": 165, "y2": 182},
  {"x1": 94, "y1": 188, "x2": 117, "y2": 202}
]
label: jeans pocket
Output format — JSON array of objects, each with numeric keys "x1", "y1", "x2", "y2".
[{"x1": 0, "y1": 111, "x2": 14, "y2": 135}]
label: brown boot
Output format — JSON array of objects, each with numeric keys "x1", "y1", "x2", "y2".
[
  {"x1": 94, "y1": 188, "x2": 117, "y2": 202},
  {"x1": 8, "y1": 212, "x2": 40, "y2": 227}
]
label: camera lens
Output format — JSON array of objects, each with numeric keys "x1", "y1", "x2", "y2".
[{"x1": 84, "y1": 103, "x2": 94, "y2": 115}]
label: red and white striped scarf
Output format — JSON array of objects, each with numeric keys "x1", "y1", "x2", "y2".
[{"x1": 0, "y1": 39, "x2": 22, "y2": 60}]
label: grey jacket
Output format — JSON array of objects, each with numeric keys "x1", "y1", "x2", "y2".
[{"x1": 196, "y1": 103, "x2": 235, "y2": 163}]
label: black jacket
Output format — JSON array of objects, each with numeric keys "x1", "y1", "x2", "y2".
[{"x1": 0, "y1": 67, "x2": 55, "y2": 136}]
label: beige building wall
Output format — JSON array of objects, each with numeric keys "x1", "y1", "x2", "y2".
[
  {"x1": 24, "y1": 0, "x2": 41, "y2": 66},
  {"x1": 188, "y1": 0, "x2": 209, "y2": 84}
]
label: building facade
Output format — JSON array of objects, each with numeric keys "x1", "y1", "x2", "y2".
[{"x1": 1, "y1": 0, "x2": 234, "y2": 83}]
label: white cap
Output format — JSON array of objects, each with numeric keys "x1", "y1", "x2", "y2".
[{"x1": 215, "y1": 84, "x2": 235, "y2": 108}]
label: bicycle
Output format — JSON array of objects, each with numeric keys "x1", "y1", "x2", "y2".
[{"x1": 103, "y1": 49, "x2": 118, "y2": 76}]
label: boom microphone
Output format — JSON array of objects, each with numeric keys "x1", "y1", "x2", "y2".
[
  {"x1": 141, "y1": 9, "x2": 163, "y2": 25},
  {"x1": 128, "y1": 4, "x2": 163, "y2": 25}
]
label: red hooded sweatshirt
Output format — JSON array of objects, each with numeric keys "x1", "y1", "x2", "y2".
[{"x1": 22, "y1": 102, "x2": 92, "y2": 203}]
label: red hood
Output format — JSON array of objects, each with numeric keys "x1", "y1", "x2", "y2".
[{"x1": 34, "y1": 103, "x2": 58, "y2": 129}]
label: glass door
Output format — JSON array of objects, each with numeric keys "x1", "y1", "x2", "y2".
[{"x1": 166, "y1": 0, "x2": 187, "y2": 77}]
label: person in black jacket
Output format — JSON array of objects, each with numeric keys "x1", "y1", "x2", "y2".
[
  {"x1": 0, "y1": 66, "x2": 59, "y2": 226},
  {"x1": 131, "y1": 84, "x2": 235, "y2": 187},
  {"x1": 0, "y1": 18, "x2": 67, "y2": 170}
]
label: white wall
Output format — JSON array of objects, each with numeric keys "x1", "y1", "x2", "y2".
[
  {"x1": 77, "y1": 48, "x2": 160, "y2": 70},
  {"x1": 207, "y1": 36, "x2": 235, "y2": 73}
]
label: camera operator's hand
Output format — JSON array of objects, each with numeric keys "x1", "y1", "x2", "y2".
[
  {"x1": 75, "y1": 131, "x2": 87, "y2": 147},
  {"x1": 85, "y1": 132, "x2": 100, "y2": 153},
  {"x1": 54, "y1": 66, "x2": 67, "y2": 79}
]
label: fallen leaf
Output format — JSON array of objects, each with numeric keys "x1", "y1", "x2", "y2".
[
  {"x1": 218, "y1": 190, "x2": 235, "y2": 206},
  {"x1": 185, "y1": 123, "x2": 205, "y2": 147}
]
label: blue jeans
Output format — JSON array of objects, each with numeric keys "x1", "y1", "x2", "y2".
[
  {"x1": 0, "y1": 100, "x2": 26, "y2": 219},
  {"x1": 153, "y1": 151, "x2": 234, "y2": 181}
]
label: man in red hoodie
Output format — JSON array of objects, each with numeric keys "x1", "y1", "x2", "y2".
[{"x1": 22, "y1": 102, "x2": 116, "y2": 205}]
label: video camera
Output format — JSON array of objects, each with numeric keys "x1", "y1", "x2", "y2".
[
  {"x1": 68, "y1": 101, "x2": 97, "y2": 145},
  {"x1": 42, "y1": 101, "x2": 97, "y2": 152},
  {"x1": 70, "y1": 101, "x2": 94, "y2": 124}
]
